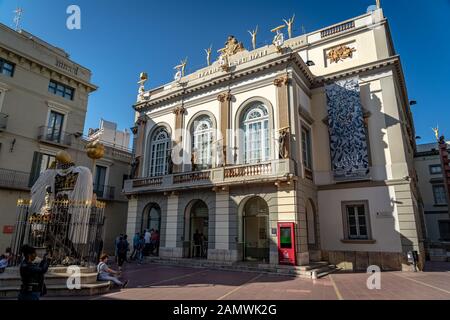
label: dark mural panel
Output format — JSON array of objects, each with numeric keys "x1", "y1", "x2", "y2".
[{"x1": 325, "y1": 77, "x2": 370, "y2": 181}]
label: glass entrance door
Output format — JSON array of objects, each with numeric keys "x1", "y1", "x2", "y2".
[{"x1": 243, "y1": 197, "x2": 270, "y2": 262}]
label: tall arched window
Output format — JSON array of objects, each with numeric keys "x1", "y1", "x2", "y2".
[
  {"x1": 192, "y1": 115, "x2": 213, "y2": 170},
  {"x1": 148, "y1": 127, "x2": 170, "y2": 177},
  {"x1": 241, "y1": 103, "x2": 269, "y2": 164}
]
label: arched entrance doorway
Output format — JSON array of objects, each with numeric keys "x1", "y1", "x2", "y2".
[
  {"x1": 306, "y1": 199, "x2": 317, "y2": 247},
  {"x1": 141, "y1": 203, "x2": 161, "y2": 256},
  {"x1": 243, "y1": 197, "x2": 269, "y2": 262},
  {"x1": 187, "y1": 200, "x2": 209, "y2": 259}
]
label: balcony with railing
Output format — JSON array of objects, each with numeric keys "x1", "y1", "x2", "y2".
[
  {"x1": 0, "y1": 112, "x2": 8, "y2": 131},
  {"x1": 37, "y1": 126, "x2": 72, "y2": 147},
  {"x1": 93, "y1": 184, "x2": 116, "y2": 200},
  {"x1": 0, "y1": 168, "x2": 30, "y2": 190},
  {"x1": 124, "y1": 158, "x2": 295, "y2": 194}
]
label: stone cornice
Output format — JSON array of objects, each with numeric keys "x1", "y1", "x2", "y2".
[
  {"x1": 312, "y1": 55, "x2": 401, "y2": 87},
  {"x1": 134, "y1": 52, "x2": 314, "y2": 112},
  {"x1": 0, "y1": 44, "x2": 97, "y2": 92}
]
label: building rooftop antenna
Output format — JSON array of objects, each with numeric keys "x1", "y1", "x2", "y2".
[{"x1": 13, "y1": 7, "x2": 24, "y2": 31}]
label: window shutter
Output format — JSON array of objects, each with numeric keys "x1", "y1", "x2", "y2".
[{"x1": 28, "y1": 151, "x2": 42, "y2": 187}]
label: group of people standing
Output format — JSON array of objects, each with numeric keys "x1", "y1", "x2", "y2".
[
  {"x1": 130, "y1": 229, "x2": 160, "y2": 263},
  {"x1": 114, "y1": 229, "x2": 160, "y2": 267}
]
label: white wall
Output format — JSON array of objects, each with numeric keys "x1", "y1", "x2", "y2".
[{"x1": 318, "y1": 185, "x2": 402, "y2": 252}]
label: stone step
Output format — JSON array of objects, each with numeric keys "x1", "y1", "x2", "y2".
[
  {"x1": 0, "y1": 282, "x2": 111, "y2": 299},
  {"x1": 3, "y1": 266, "x2": 97, "y2": 275},
  {"x1": 0, "y1": 272, "x2": 99, "y2": 287},
  {"x1": 146, "y1": 257, "x2": 336, "y2": 279}
]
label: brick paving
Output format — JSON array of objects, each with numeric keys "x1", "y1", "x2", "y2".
[{"x1": 83, "y1": 261, "x2": 450, "y2": 300}]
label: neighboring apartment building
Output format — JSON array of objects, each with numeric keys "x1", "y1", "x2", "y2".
[
  {"x1": 124, "y1": 7, "x2": 424, "y2": 271},
  {"x1": 415, "y1": 142, "x2": 450, "y2": 243},
  {"x1": 88, "y1": 118, "x2": 131, "y2": 150},
  {"x1": 0, "y1": 23, "x2": 130, "y2": 254}
]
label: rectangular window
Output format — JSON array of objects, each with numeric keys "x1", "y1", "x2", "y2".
[
  {"x1": 0, "y1": 58, "x2": 15, "y2": 77},
  {"x1": 301, "y1": 126, "x2": 312, "y2": 170},
  {"x1": 343, "y1": 201, "x2": 370, "y2": 240},
  {"x1": 94, "y1": 165, "x2": 107, "y2": 198},
  {"x1": 48, "y1": 80, "x2": 74, "y2": 100},
  {"x1": 28, "y1": 152, "x2": 56, "y2": 186},
  {"x1": 433, "y1": 185, "x2": 447, "y2": 205},
  {"x1": 429, "y1": 164, "x2": 442, "y2": 175},
  {"x1": 46, "y1": 111, "x2": 65, "y2": 143}
]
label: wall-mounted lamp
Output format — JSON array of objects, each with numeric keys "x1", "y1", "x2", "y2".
[
  {"x1": 409, "y1": 100, "x2": 417, "y2": 106},
  {"x1": 415, "y1": 136, "x2": 421, "y2": 140},
  {"x1": 306, "y1": 60, "x2": 315, "y2": 66}
]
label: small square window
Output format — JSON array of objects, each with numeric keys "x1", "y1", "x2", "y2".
[
  {"x1": 429, "y1": 164, "x2": 442, "y2": 175},
  {"x1": 48, "y1": 80, "x2": 75, "y2": 100},
  {"x1": 0, "y1": 59, "x2": 15, "y2": 77},
  {"x1": 342, "y1": 201, "x2": 371, "y2": 240}
]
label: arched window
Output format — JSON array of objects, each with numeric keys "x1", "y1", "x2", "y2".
[
  {"x1": 241, "y1": 103, "x2": 269, "y2": 164},
  {"x1": 148, "y1": 127, "x2": 170, "y2": 177},
  {"x1": 192, "y1": 116, "x2": 213, "y2": 170}
]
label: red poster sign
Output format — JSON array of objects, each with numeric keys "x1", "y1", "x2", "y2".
[
  {"x1": 3, "y1": 225, "x2": 14, "y2": 234},
  {"x1": 277, "y1": 222, "x2": 296, "y2": 266}
]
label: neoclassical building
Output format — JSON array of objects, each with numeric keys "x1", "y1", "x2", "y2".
[{"x1": 124, "y1": 7, "x2": 425, "y2": 271}]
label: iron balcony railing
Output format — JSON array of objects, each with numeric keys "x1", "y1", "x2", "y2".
[
  {"x1": 0, "y1": 112, "x2": 8, "y2": 131},
  {"x1": 37, "y1": 126, "x2": 72, "y2": 146},
  {"x1": 93, "y1": 184, "x2": 116, "y2": 200},
  {"x1": 0, "y1": 168, "x2": 30, "y2": 190}
]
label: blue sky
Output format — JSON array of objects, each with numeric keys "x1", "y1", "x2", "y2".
[{"x1": 0, "y1": 0, "x2": 449, "y2": 144}]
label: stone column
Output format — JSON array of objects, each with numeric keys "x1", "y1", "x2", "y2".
[
  {"x1": 210, "y1": 187, "x2": 232, "y2": 261},
  {"x1": 126, "y1": 196, "x2": 140, "y2": 238},
  {"x1": 172, "y1": 105, "x2": 186, "y2": 173},
  {"x1": 217, "y1": 92, "x2": 233, "y2": 166},
  {"x1": 160, "y1": 192, "x2": 182, "y2": 258},
  {"x1": 274, "y1": 74, "x2": 291, "y2": 159},
  {"x1": 134, "y1": 115, "x2": 148, "y2": 177}
]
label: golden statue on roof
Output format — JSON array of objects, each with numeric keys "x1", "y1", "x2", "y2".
[{"x1": 218, "y1": 35, "x2": 245, "y2": 58}]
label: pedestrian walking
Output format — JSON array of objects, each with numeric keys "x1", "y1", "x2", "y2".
[
  {"x1": 117, "y1": 235, "x2": 129, "y2": 271},
  {"x1": 130, "y1": 232, "x2": 140, "y2": 260}
]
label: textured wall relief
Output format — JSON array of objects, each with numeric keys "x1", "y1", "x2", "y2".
[{"x1": 325, "y1": 77, "x2": 370, "y2": 181}]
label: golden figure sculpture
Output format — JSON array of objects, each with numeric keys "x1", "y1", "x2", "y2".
[
  {"x1": 327, "y1": 45, "x2": 356, "y2": 64},
  {"x1": 180, "y1": 57, "x2": 188, "y2": 77},
  {"x1": 283, "y1": 14, "x2": 295, "y2": 39},
  {"x1": 432, "y1": 126, "x2": 440, "y2": 141},
  {"x1": 217, "y1": 35, "x2": 245, "y2": 58},
  {"x1": 248, "y1": 25, "x2": 258, "y2": 50},
  {"x1": 205, "y1": 46, "x2": 212, "y2": 66}
]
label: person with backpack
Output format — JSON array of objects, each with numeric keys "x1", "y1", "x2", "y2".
[
  {"x1": 97, "y1": 254, "x2": 128, "y2": 288},
  {"x1": 117, "y1": 235, "x2": 129, "y2": 271}
]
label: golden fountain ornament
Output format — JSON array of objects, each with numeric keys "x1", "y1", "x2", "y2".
[{"x1": 86, "y1": 140, "x2": 105, "y2": 160}]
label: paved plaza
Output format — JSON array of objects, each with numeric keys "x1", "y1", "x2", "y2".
[{"x1": 75, "y1": 261, "x2": 450, "y2": 300}]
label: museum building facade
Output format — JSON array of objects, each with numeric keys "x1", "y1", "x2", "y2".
[{"x1": 124, "y1": 8, "x2": 425, "y2": 271}]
